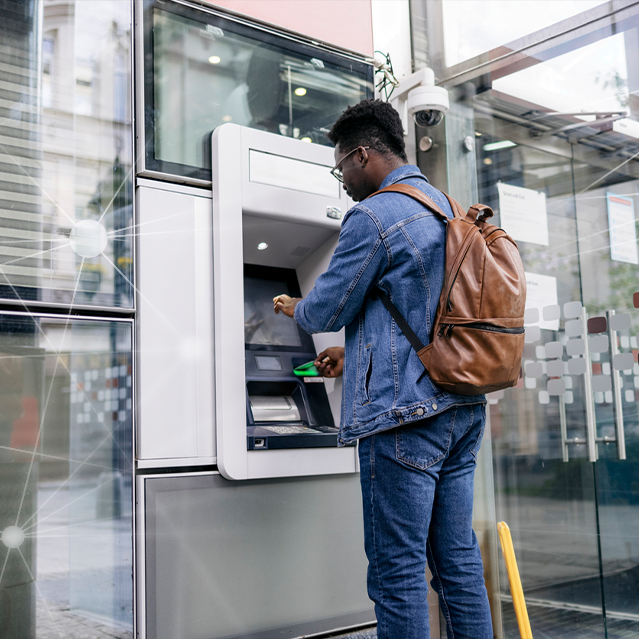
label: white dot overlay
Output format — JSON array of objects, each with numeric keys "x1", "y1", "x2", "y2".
[
  {"x1": 70, "y1": 220, "x2": 108, "y2": 258},
  {"x1": 2, "y1": 526, "x2": 25, "y2": 549}
]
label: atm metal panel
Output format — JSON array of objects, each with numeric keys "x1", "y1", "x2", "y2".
[{"x1": 212, "y1": 124, "x2": 356, "y2": 480}]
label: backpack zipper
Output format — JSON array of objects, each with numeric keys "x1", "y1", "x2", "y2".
[
  {"x1": 438, "y1": 322, "x2": 525, "y2": 337},
  {"x1": 482, "y1": 228, "x2": 502, "y2": 241},
  {"x1": 446, "y1": 240, "x2": 474, "y2": 311}
]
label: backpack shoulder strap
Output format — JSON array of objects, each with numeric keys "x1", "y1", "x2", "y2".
[
  {"x1": 366, "y1": 183, "x2": 450, "y2": 352},
  {"x1": 371, "y1": 288, "x2": 425, "y2": 352},
  {"x1": 368, "y1": 183, "x2": 451, "y2": 223},
  {"x1": 370, "y1": 183, "x2": 494, "y2": 225}
]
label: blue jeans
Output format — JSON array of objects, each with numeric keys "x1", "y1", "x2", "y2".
[{"x1": 358, "y1": 404, "x2": 492, "y2": 639}]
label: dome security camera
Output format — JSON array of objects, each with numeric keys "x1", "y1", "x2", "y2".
[
  {"x1": 406, "y1": 83, "x2": 449, "y2": 128},
  {"x1": 389, "y1": 67, "x2": 449, "y2": 134}
]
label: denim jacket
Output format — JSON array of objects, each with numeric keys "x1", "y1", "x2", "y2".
[{"x1": 294, "y1": 165, "x2": 484, "y2": 444}]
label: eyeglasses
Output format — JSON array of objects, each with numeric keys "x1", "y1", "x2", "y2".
[{"x1": 330, "y1": 146, "x2": 370, "y2": 183}]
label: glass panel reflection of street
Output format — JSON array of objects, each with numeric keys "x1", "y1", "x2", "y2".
[{"x1": 0, "y1": 316, "x2": 133, "y2": 639}]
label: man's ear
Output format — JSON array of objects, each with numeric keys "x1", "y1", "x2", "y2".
[{"x1": 358, "y1": 146, "x2": 370, "y2": 166}]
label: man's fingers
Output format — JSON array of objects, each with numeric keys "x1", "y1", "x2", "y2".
[{"x1": 314, "y1": 356, "x2": 331, "y2": 370}]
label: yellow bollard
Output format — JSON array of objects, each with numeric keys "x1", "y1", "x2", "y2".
[{"x1": 497, "y1": 521, "x2": 533, "y2": 639}]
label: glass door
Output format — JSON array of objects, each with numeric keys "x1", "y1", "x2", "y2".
[{"x1": 467, "y1": 18, "x2": 639, "y2": 639}]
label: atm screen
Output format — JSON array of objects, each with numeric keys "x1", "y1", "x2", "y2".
[
  {"x1": 243, "y1": 264, "x2": 316, "y2": 354},
  {"x1": 244, "y1": 276, "x2": 303, "y2": 348}
]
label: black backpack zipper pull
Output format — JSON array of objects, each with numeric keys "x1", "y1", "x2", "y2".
[
  {"x1": 446, "y1": 324, "x2": 454, "y2": 337},
  {"x1": 438, "y1": 324, "x2": 447, "y2": 337}
]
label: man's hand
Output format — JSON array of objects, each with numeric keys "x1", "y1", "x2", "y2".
[
  {"x1": 273, "y1": 294, "x2": 301, "y2": 318},
  {"x1": 314, "y1": 347, "x2": 345, "y2": 378}
]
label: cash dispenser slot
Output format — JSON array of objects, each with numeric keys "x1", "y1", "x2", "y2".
[
  {"x1": 249, "y1": 395, "x2": 301, "y2": 423},
  {"x1": 247, "y1": 381, "x2": 307, "y2": 425}
]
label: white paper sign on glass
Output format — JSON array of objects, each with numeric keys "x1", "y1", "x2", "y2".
[
  {"x1": 606, "y1": 192, "x2": 638, "y2": 265},
  {"x1": 525, "y1": 272, "x2": 559, "y2": 331},
  {"x1": 497, "y1": 182, "x2": 549, "y2": 246}
]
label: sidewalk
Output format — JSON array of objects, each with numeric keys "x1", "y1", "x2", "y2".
[{"x1": 35, "y1": 601, "x2": 374, "y2": 639}]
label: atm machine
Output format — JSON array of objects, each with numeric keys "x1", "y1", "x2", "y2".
[
  {"x1": 136, "y1": 125, "x2": 373, "y2": 639},
  {"x1": 137, "y1": 123, "x2": 357, "y2": 475},
  {"x1": 212, "y1": 123, "x2": 358, "y2": 480}
]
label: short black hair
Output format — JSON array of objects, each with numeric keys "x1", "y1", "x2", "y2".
[{"x1": 327, "y1": 99, "x2": 407, "y2": 162}]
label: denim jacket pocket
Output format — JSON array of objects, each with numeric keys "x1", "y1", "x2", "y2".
[{"x1": 360, "y1": 343, "x2": 373, "y2": 405}]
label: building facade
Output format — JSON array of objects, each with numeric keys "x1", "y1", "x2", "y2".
[{"x1": 0, "y1": 1, "x2": 638, "y2": 638}]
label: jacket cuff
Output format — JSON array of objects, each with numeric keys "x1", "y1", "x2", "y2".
[{"x1": 293, "y1": 299, "x2": 313, "y2": 334}]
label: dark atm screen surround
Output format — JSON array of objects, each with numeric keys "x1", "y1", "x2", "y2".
[
  {"x1": 243, "y1": 264, "x2": 349, "y2": 450},
  {"x1": 243, "y1": 264, "x2": 315, "y2": 352}
]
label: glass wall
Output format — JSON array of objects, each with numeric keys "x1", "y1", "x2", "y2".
[
  {"x1": 0, "y1": 0, "x2": 133, "y2": 309},
  {"x1": 0, "y1": 314, "x2": 133, "y2": 638},
  {"x1": 0, "y1": 1, "x2": 134, "y2": 638},
  {"x1": 441, "y1": 0, "x2": 607, "y2": 67},
  {"x1": 413, "y1": 1, "x2": 639, "y2": 636},
  {"x1": 142, "y1": 0, "x2": 374, "y2": 181}
]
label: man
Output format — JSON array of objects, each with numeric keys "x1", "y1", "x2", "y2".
[{"x1": 273, "y1": 99, "x2": 492, "y2": 639}]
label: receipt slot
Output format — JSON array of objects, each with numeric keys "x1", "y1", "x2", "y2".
[{"x1": 212, "y1": 124, "x2": 357, "y2": 480}]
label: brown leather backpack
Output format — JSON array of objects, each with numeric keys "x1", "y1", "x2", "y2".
[{"x1": 370, "y1": 183, "x2": 526, "y2": 396}]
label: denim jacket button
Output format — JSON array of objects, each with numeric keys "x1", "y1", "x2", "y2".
[
  {"x1": 416, "y1": 408, "x2": 424, "y2": 416},
  {"x1": 432, "y1": 403, "x2": 438, "y2": 411}
]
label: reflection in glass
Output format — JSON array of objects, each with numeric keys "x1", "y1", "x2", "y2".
[
  {"x1": 442, "y1": 0, "x2": 607, "y2": 67},
  {"x1": 145, "y1": 1, "x2": 373, "y2": 180},
  {"x1": 468, "y1": 15, "x2": 639, "y2": 632},
  {"x1": 493, "y1": 31, "x2": 639, "y2": 140},
  {"x1": 478, "y1": 138, "x2": 639, "y2": 633},
  {"x1": 0, "y1": 1, "x2": 133, "y2": 308},
  {"x1": 0, "y1": 315, "x2": 133, "y2": 639}
]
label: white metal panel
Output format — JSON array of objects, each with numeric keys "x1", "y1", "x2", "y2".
[
  {"x1": 137, "y1": 185, "x2": 215, "y2": 463},
  {"x1": 212, "y1": 124, "x2": 248, "y2": 480},
  {"x1": 193, "y1": 196, "x2": 215, "y2": 457},
  {"x1": 246, "y1": 447, "x2": 357, "y2": 479},
  {"x1": 249, "y1": 149, "x2": 339, "y2": 198},
  {"x1": 239, "y1": 126, "x2": 346, "y2": 227},
  {"x1": 141, "y1": 471, "x2": 373, "y2": 639}
]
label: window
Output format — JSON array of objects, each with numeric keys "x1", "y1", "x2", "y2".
[
  {"x1": 42, "y1": 35, "x2": 55, "y2": 108},
  {"x1": 442, "y1": 0, "x2": 607, "y2": 67},
  {"x1": 0, "y1": 313, "x2": 133, "y2": 637},
  {"x1": 0, "y1": 0, "x2": 133, "y2": 309},
  {"x1": 143, "y1": 0, "x2": 374, "y2": 181}
]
